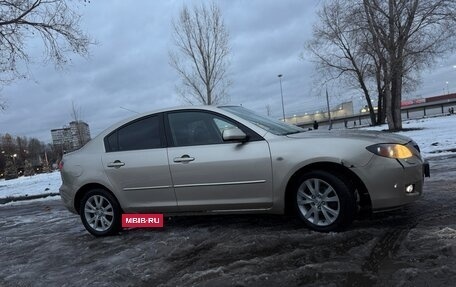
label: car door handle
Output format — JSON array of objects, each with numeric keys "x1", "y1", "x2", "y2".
[
  {"x1": 107, "y1": 160, "x2": 125, "y2": 168},
  {"x1": 173, "y1": 155, "x2": 195, "y2": 163}
]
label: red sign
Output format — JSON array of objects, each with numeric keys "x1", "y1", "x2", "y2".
[{"x1": 122, "y1": 214, "x2": 164, "y2": 228}]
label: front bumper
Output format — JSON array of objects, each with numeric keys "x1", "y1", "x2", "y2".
[
  {"x1": 424, "y1": 161, "x2": 430, "y2": 177},
  {"x1": 352, "y1": 155, "x2": 427, "y2": 210}
]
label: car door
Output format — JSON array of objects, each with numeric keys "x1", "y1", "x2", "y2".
[
  {"x1": 165, "y1": 110, "x2": 273, "y2": 211},
  {"x1": 101, "y1": 113, "x2": 178, "y2": 212}
]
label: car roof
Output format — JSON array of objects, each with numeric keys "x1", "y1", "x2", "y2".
[{"x1": 96, "y1": 105, "x2": 240, "y2": 139}]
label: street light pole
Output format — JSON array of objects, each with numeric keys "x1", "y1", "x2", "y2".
[{"x1": 278, "y1": 74, "x2": 285, "y2": 121}]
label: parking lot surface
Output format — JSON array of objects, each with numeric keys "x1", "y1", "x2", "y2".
[{"x1": 1, "y1": 156, "x2": 455, "y2": 287}]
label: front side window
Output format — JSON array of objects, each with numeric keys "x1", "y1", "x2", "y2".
[
  {"x1": 213, "y1": 118, "x2": 237, "y2": 135},
  {"x1": 167, "y1": 111, "x2": 240, "y2": 147},
  {"x1": 105, "y1": 115, "x2": 162, "y2": 152}
]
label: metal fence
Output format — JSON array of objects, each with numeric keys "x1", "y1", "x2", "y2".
[{"x1": 296, "y1": 98, "x2": 456, "y2": 130}]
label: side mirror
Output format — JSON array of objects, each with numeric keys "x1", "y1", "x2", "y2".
[{"x1": 222, "y1": 127, "x2": 247, "y2": 142}]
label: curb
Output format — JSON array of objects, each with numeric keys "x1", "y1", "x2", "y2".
[{"x1": 0, "y1": 193, "x2": 60, "y2": 205}]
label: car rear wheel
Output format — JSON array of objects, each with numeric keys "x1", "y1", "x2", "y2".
[
  {"x1": 80, "y1": 189, "x2": 121, "y2": 236},
  {"x1": 294, "y1": 170, "x2": 356, "y2": 232}
]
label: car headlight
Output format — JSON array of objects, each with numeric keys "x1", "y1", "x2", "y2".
[{"x1": 366, "y1": 144, "x2": 413, "y2": 159}]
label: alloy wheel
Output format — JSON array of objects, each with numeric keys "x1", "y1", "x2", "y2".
[
  {"x1": 296, "y1": 178, "x2": 340, "y2": 226},
  {"x1": 84, "y1": 195, "x2": 115, "y2": 232}
]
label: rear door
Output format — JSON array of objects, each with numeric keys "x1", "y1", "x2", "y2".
[{"x1": 101, "y1": 113, "x2": 177, "y2": 212}]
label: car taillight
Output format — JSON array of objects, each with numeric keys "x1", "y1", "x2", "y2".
[{"x1": 59, "y1": 161, "x2": 64, "y2": 171}]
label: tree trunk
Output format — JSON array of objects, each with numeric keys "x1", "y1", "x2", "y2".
[
  {"x1": 390, "y1": 51, "x2": 404, "y2": 130},
  {"x1": 206, "y1": 85, "x2": 212, "y2": 105},
  {"x1": 357, "y1": 73, "x2": 377, "y2": 125},
  {"x1": 376, "y1": 91, "x2": 386, "y2": 125},
  {"x1": 385, "y1": 82, "x2": 394, "y2": 129},
  {"x1": 376, "y1": 55, "x2": 388, "y2": 125},
  {"x1": 386, "y1": 0, "x2": 399, "y2": 130},
  {"x1": 392, "y1": 68, "x2": 403, "y2": 130}
]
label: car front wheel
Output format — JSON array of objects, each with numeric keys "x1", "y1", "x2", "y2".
[
  {"x1": 294, "y1": 170, "x2": 356, "y2": 232},
  {"x1": 80, "y1": 189, "x2": 121, "y2": 236}
]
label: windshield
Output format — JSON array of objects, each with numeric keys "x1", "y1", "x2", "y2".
[{"x1": 221, "y1": 106, "x2": 304, "y2": 135}]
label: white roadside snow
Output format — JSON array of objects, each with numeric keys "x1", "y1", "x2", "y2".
[
  {"x1": 0, "y1": 114, "x2": 455, "y2": 201},
  {"x1": 1, "y1": 196, "x2": 61, "y2": 206},
  {"x1": 0, "y1": 171, "x2": 61, "y2": 199},
  {"x1": 362, "y1": 114, "x2": 456, "y2": 158}
]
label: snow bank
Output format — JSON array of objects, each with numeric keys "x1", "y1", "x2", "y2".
[
  {"x1": 362, "y1": 115, "x2": 456, "y2": 158},
  {"x1": 0, "y1": 172, "x2": 61, "y2": 198}
]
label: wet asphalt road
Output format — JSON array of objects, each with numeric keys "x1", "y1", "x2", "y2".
[{"x1": 1, "y1": 156, "x2": 455, "y2": 287}]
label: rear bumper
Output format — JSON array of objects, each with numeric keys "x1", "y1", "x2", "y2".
[{"x1": 59, "y1": 184, "x2": 78, "y2": 214}]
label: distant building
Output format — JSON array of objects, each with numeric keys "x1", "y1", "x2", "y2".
[
  {"x1": 69, "y1": 121, "x2": 91, "y2": 149},
  {"x1": 284, "y1": 101, "x2": 354, "y2": 125},
  {"x1": 51, "y1": 127, "x2": 72, "y2": 146},
  {"x1": 51, "y1": 121, "x2": 91, "y2": 151}
]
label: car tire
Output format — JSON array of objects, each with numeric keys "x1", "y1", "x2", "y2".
[
  {"x1": 294, "y1": 170, "x2": 356, "y2": 232},
  {"x1": 80, "y1": 189, "x2": 122, "y2": 237}
]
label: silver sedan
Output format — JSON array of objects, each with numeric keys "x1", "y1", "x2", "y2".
[{"x1": 59, "y1": 106, "x2": 430, "y2": 236}]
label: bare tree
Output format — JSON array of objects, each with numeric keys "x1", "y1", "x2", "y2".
[
  {"x1": 70, "y1": 101, "x2": 86, "y2": 149},
  {"x1": 306, "y1": 0, "x2": 380, "y2": 125},
  {"x1": 308, "y1": 0, "x2": 456, "y2": 130},
  {"x1": 0, "y1": 0, "x2": 91, "y2": 110},
  {"x1": 1, "y1": 133, "x2": 16, "y2": 156},
  {"x1": 170, "y1": 2, "x2": 230, "y2": 105},
  {"x1": 27, "y1": 137, "x2": 43, "y2": 166},
  {"x1": 363, "y1": 0, "x2": 456, "y2": 130},
  {"x1": 16, "y1": 136, "x2": 28, "y2": 167},
  {"x1": 0, "y1": 133, "x2": 49, "y2": 174}
]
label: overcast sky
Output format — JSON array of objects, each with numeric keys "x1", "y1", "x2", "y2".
[{"x1": 1, "y1": 0, "x2": 455, "y2": 143}]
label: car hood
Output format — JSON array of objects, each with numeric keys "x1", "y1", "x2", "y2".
[{"x1": 286, "y1": 129, "x2": 411, "y2": 144}]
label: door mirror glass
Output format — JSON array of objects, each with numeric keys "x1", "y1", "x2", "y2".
[{"x1": 222, "y1": 127, "x2": 247, "y2": 142}]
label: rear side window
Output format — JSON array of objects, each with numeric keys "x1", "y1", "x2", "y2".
[{"x1": 105, "y1": 115, "x2": 162, "y2": 152}]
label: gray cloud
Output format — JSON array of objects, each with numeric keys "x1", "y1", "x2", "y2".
[{"x1": 0, "y1": 0, "x2": 455, "y2": 143}]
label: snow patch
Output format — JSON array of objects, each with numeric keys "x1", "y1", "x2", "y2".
[
  {"x1": 435, "y1": 227, "x2": 456, "y2": 239},
  {"x1": 0, "y1": 172, "x2": 61, "y2": 199},
  {"x1": 362, "y1": 115, "x2": 456, "y2": 158}
]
